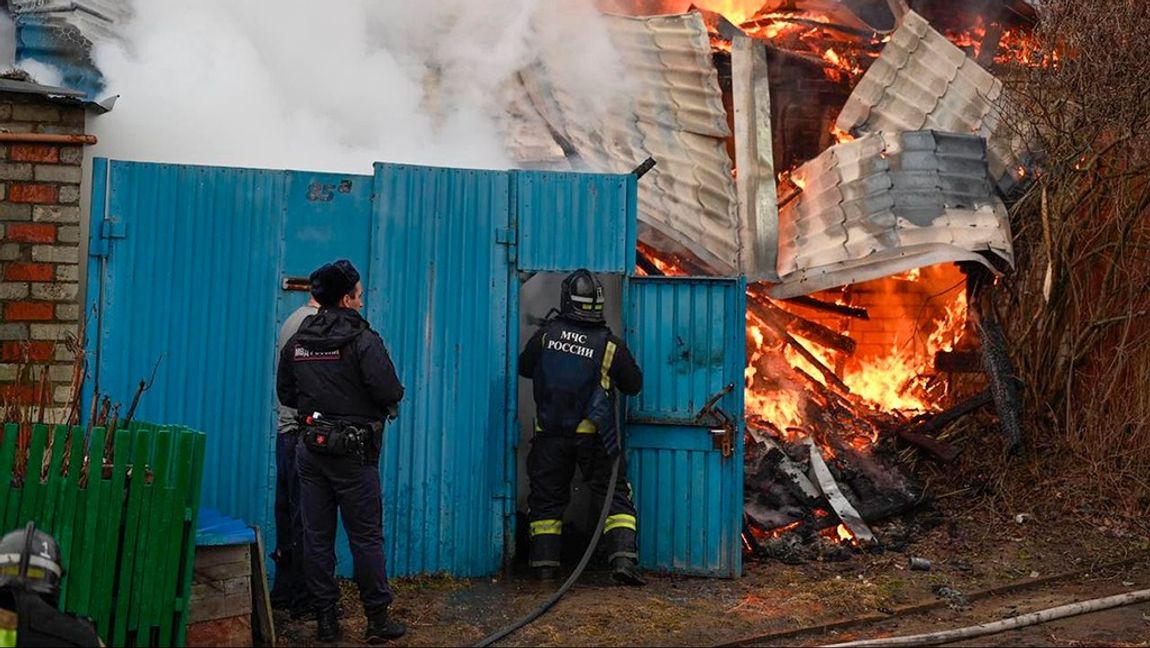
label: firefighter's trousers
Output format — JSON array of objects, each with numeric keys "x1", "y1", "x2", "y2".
[{"x1": 526, "y1": 433, "x2": 638, "y2": 568}]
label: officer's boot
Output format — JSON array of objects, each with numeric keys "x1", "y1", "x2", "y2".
[
  {"x1": 610, "y1": 556, "x2": 646, "y2": 587},
  {"x1": 315, "y1": 605, "x2": 341, "y2": 643},
  {"x1": 365, "y1": 606, "x2": 407, "y2": 644},
  {"x1": 534, "y1": 566, "x2": 558, "y2": 581}
]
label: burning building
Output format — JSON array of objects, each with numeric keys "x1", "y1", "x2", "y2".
[{"x1": 500, "y1": 0, "x2": 1039, "y2": 553}]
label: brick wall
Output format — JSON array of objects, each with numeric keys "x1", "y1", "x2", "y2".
[{"x1": 0, "y1": 94, "x2": 86, "y2": 423}]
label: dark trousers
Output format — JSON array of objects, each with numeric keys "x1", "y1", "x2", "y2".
[
  {"x1": 297, "y1": 443, "x2": 394, "y2": 612},
  {"x1": 527, "y1": 434, "x2": 638, "y2": 567},
  {"x1": 270, "y1": 431, "x2": 307, "y2": 611}
]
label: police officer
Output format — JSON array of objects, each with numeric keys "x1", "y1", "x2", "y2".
[
  {"x1": 0, "y1": 522, "x2": 102, "y2": 647},
  {"x1": 270, "y1": 294, "x2": 319, "y2": 617},
  {"x1": 518, "y1": 269, "x2": 645, "y2": 586},
  {"x1": 276, "y1": 260, "x2": 406, "y2": 644}
]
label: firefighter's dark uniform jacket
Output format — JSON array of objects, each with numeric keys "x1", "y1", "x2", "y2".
[
  {"x1": 275, "y1": 306, "x2": 403, "y2": 614},
  {"x1": 518, "y1": 316, "x2": 643, "y2": 567},
  {"x1": 277, "y1": 307, "x2": 403, "y2": 431},
  {"x1": 0, "y1": 589, "x2": 101, "y2": 647}
]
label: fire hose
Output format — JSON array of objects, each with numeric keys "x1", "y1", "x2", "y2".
[{"x1": 473, "y1": 407, "x2": 622, "y2": 647}]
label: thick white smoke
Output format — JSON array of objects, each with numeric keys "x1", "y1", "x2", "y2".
[
  {"x1": 89, "y1": 0, "x2": 630, "y2": 173},
  {"x1": 0, "y1": 11, "x2": 14, "y2": 70}
]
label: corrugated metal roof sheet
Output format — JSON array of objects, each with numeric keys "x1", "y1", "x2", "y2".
[
  {"x1": 834, "y1": 10, "x2": 1025, "y2": 193},
  {"x1": 507, "y1": 12, "x2": 742, "y2": 275},
  {"x1": 771, "y1": 129, "x2": 1013, "y2": 298}
]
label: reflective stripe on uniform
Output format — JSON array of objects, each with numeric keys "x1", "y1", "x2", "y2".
[
  {"x1": 604, "y1": 513, "x2": 636, "y2": 534},
  {"x1": 600, "y1": 341, "x2": 617, "y2": 390},
  {"x1": 530, "y1": 519, "x2": 563, "y2": 537},
  {"x1": 537, "y1": 418, "x2": 598, "y2": 434},
  {"x1": 0, "y1": 627, "x2": 14, "y2": 648}
]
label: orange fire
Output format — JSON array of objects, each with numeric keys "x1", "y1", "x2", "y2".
[
  {"x1": 821, "y1": 523, "x2": 859, "y2": 547},
  {"x1": 691, "y1": 0, "x2": 766, "y2": 26},
  {"x1": 743, "y1": 264, "x2": 970, "y2": 451}
]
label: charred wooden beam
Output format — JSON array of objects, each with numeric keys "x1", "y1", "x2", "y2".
[
  {"x1": 934, "y1": 350, "x2": 983, "y2": 373},
  {"x1": 972, "y1": 302, "x2": 1024, "y2": 453},
  {"x1": 749, "y1": 289, "x2": 857, "y2": 354},
  {"x1": 793, "y1": 367, "x2": 853, "y2": 409},
  {"x1": 912, "y1": 390, "x2": 994, "y2": 438},
  {"x1": 635, "y1": 250, "x2": 664, "y2": 277},
  {"x1": 896, "y1": 428, "x2": 961, "y2": 463},
  {"x1": 784, "y1": 333, "x2": 852, "y2": 394},
  {"x1": 784, "y1": 295, "x2": 870, "y2": 320}
]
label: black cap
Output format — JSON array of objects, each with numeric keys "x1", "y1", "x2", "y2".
[{"x1": 310, "y1": 259, "x2": 361, "y2": 307}]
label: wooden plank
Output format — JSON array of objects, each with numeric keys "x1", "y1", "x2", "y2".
[
  {"x1": 195, "y1": 559, "x2": 253, "y2": 581},
  {"x1": 69, "y1": 426, "x2": 105, "y2": 618},
  {"x1": 93, "y1": 428, "x2": 130, "y2": 638},
  {"x1": 159, "y1": 431, "x2": 195, "y2": 647},
  {"x1": 143, "y1": 428, "x2": 175, "y2": 640},
  {"x1": 188, "y1": 586, "x2": 253, "y2": 624},
  {"x1": 17, "y1": 424, "x2": 50, "y2": 527},
  {"x1": 134, "y1": 428, "x2": 171, "y2": 645},
  {"x1": 0, "y1": 423, "x2": 18, "y2": 525},
  {"x1": 112, "y1": 428, "x2": 152, "y2": 647},
  {"x1": 40, "y1": 425, "x2": 69, "y2": 530},
  {"x1": 194, "y1": 545, "x2": 254, "y2": 570},
  {"x1": 175, "y1": 429, "x2": 208, "y2": 648},
  {"x1": 55, "y1": 426, "x2": 84, "y2": 610}
]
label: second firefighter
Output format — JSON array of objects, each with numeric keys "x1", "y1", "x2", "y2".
[{"x1": 518, "y1": 269, "x2": 645, "y2": 586}]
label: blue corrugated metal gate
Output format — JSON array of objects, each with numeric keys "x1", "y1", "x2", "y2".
[
  {"x1": 87, "y1": 158, "x2": 744, "y2": 579},
  {"x1": 625, "y1": 277, "x2": 746, "y2": 577}
]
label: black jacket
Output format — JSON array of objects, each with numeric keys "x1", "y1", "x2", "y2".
[
  {"x1": 276, "y1": 307, "x2": 403, "y2": 425},
  {"x1": 0, "y1": 589, "x2": 101, "y2": 647},
  {"x1": 518, "y1": 316, "x2": 643, "y2": 396}
]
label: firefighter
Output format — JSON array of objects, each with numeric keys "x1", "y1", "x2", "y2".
[
  {"x1": 0, "y1": 522, "x2": 103, "y2": 647},
  {"x1": 276, "y1": 260, "x2": 406, "y2": 644},
  {"x1": 518, "y1": 269, "x2": 645, "y2": 586}
]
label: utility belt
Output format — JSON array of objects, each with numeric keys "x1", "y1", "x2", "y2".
[
  {"x1": 300, "y1": 414, "x2": 379, "y2": 458},
  {"x1": 533, "y1": 418, "x2": 599, "y2": 437}
]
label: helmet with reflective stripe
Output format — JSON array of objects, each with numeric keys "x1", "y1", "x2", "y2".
[
  {"x1": 560, "y1": 269, "x2": 605, "y2": 324},
  {"x1": 0, "y1": 522, "x2": 63, "y2": 605}
]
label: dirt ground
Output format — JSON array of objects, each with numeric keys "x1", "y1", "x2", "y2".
[{"x1": 275, "y1": 504, "x2": 1150, "y2": 647}]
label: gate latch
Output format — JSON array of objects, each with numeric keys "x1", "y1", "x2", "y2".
[{"x1": 696, "y1": 383, "x2": 736, "y2": 458}]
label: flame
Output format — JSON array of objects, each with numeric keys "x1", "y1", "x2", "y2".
[
  {"x1": 820, "y1": 523, "x2": 859, "y2": 547},
  {"x1": 690, "y1": 0, "x2": 765, "y2": 26},
  {"x1": 831, "y1": 125, "x2": 855, "y2": 144},
  {"x1": 743, "y1": 264, "x2": 970, "y2": 450},
  {"x1": 637, "y1": 241, "x2": 691, "y2": 276},
  {"x1": 944, "y1": 17, "x2": 1054, "y2": 68}
]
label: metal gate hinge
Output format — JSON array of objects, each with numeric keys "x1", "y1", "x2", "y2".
[
  {"x1": 496, "y1": 227, "x2": 517, "y2": 263},
  {"x1": 90, "y1": 218, "x2": 127, "y2": 259},
  {"x1": 101, "y1": 219, "x2": 127, "y2": 239}
]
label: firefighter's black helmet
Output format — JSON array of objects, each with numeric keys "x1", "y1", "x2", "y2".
[
  {"x1": 0, "y1": 522, "x2": 63, "y2": 605},
  {"x1": 560, "y1": 269, "x2": 605, "y2": 324}
]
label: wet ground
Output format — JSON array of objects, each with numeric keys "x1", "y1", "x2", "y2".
[{"x1": 276, "y1": 508, "x2": 1150, "y2": 647}]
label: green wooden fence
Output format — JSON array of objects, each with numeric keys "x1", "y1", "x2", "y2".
[{"x1": 0, "y1": 421, "x2": 206, "y2": 647}]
